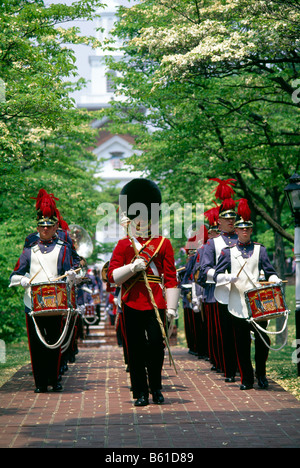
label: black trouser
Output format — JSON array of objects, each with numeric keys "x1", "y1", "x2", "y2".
[
  {"x1": 25, "y1": 311, "x2": 62, "y2": 389},
  {"x1": 194, "y1": 309, "x2": 208, "y2": 358},
  {"x1": 231, "y1": 315, "x2": 270, "y2": 385},
  {"x1": 123, "y1": 305, "x2": 165, "y2": 399},
  {"x1": 184, "y1": 307, "x2": 196, "y2": 352},
  {"x1": 218, "y1": 303, "x2": 238, "y2": 378}
]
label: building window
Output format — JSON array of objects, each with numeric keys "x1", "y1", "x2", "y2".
[
  {"x1": 110, "y1": 151, "x2": 124, "y2": 169},
  {"x1": 106, "y1": 70, "x2": 117, "y2": 93}
]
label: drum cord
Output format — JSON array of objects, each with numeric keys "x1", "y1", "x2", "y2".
[
  {"x1": 60, "y1": 314, "x2": 78, "y2": 354},
  {"x1": 30, "y1": 309, "x2": 73, "y2": 350},
  {"x1": 247, "y1": 313, "x2": 289, "y2": 352},
  {"x1": 83, "y1": 315, "x2": 99, "y2": 325}
]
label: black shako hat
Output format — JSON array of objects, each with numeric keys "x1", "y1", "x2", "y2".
[{"x1": 119, "y1": 178, "x2": 162, "y2": 221}]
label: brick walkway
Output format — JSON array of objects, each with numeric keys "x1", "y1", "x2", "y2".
[{"x1": 1, "y1": 346, "x2": 300, "y2": 449}]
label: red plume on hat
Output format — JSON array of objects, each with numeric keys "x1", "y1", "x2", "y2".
[
  {"x1": 209, "y1": 178, "x2": 237, "y2": 200},
  {"x1": 237, "y1": 198, "x2": 251, "y2": 221},
  {"x1": 220, "y1": 197, "x2": 236, "y2": 212},
  {"x1": 32, "y1": 189, "x2": 69, "y2": 230},
  {"x1": 32, "y1": 189, "x2": 58, "y2": 218},
  {"x1": 204, "y1": 202, "x2": 220, "y2": 227},
  {"x1": 55, "y1": 208, "x2": 69, "y2": 231}
]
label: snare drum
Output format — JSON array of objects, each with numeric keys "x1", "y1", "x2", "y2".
[
  {"x1": 31, "y1": 281, "x2": 77, "y2": 316},
  {"x1": 84, "y1": 304, "x2": 96, "y2": 317},
  {"x1": 245, "y1": 283, "x2": 289, "y2": 322}
]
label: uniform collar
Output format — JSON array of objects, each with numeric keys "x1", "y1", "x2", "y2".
[
  {"x1": 39, "y1": 234, "x2": 58, "y2": 245},
  {"x1": 237, "y1": 240, "x2": 253, "y2": 247},
  {"x1": 221, "y1": 231, "x2": 237, "y2": 238}
]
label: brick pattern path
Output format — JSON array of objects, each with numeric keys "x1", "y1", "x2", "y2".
[{"x1": 1, "y1": 346, "x2": 300, "y2": 448}]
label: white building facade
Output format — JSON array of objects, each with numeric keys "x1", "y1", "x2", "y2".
[{"x1": 49, "y1": 0, "x2": 143, "y2": 249}]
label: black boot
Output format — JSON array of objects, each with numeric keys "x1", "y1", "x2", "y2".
[
  {"x1": 152, "y1": 390, "x2": 164, "y2": 405},
  {"x1": 34, "y1": 386, "x2": 48, "y2": 393},
  {"x1": 52, "y1": 383, "x2": 63, "y2": 392},
  {"x1": 257, "y1": 376, "x2": 269, "y2": 389},
  {"x1": 134, "y1": 392, "x2": 149, "y2": 407}
]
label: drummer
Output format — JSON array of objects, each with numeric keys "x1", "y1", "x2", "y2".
[
  {"x1": 213, "y1": 199, "x2": 281, "y2": 390},
  {"x1": 23, "y1": 189, "x2": 81, "y2": 267},
  {"x1": 9, "y1": 189, "x2": 81, "y2": 393}
]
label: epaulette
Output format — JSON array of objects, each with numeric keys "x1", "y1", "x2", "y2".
[
  {"x1": 220, "y1": 245, "x2": 233, "y2": 256},
  {"x1": 24, "y1": 233, "x2": 39, "y2": 248}
]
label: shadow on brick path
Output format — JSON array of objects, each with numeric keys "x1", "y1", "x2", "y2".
[{"x1": 1, "y1": 346, "x2": 300, "y2": 449}]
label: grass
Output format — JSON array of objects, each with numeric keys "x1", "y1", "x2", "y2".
[
  {"x1": 0, "y1": 285, "x2": 299, "y2": 401},
  {"x1": 264, "y1": 285, "x2": 300, "y2": 399},
  {"x1": 0, "y1": 339, "x2": 31, "y2": 388},
  {"x1": 176, "y1": 284, "x2": 300, "y2": 400}
]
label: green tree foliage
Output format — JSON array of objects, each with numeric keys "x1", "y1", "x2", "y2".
[
  {"x1": 104, "y1": 0, "x2": 299, "y2": 270},
  {"x1": 0, "y1": 0, "x2": 112, "y2": 341}
]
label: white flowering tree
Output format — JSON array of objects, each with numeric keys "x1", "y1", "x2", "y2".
[{"x1": 104, "y1": 0, "x2": 300, "y2": 275}]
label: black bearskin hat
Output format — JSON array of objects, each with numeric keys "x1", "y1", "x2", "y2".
[{"x1": 119, "y1": 178, "x2": 162, "y2": 221}]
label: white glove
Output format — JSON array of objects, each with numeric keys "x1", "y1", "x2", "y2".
[
  {"x1": 20, "y1": 277, "x2": 31, "y2": 289},
  {"x1": 113, "y1": 258, "x2": 147, "y2": 285},
  {"x1": 120, "y1": 212, "x2": 131, "y2": 227},
  {"x1": 130, "y1": 258, "x2": 147, "y2": 273},
  {"x1": 66, "y1": 270, "x2": 76, "y2": 281},
  {"x1": 167, "y1": 309, "x2": 179, "y2": 321},
  {"x1": 268, "y1": 275, "x2": 282, "y2": 284},
  {"x1": 66, "y1": 270, "x2": 82, "y2": 285},
  {"x1": 165, "y1": 288, "x2": 181, "y2": 321},
  {"x1": 228, "y1": 273, "x2": 239, "y2": 284},
  {"x1": 216, "y1": 273, "x2": 239, "y2": 285},
  {"x1": 191, "y1": 282, "x2": 200, "y2": 312},
  {"x1": 206, "y1": 268, "x2": 216, "y2": 284},
  {"x1": 9, "y1": 275, "x2": 26, "y2": 288}
]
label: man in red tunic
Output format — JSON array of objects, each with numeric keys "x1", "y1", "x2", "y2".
[{"x1": 107, "y1": 179, "x2": 180, "y2": 407}]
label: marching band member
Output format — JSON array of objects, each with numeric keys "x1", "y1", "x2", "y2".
[
  {"x1": 9, "y1": 190, "x2": 80, "y2": 393},
  {"x1": 194, "y1": 206, "x2": 220, "y2": 368},
  {"x1": 107, "y1": 178, "x2": 180, "y2": 407},
  {"x1": 87, "y1": 267, "x2": 103, "y2": 323},
  {"x1": 198, "y1": 179, "x2": 238, "y2": 381},
  {"x1": 23, "y1": 189, "x2": 81, "y2": 266},
  {"x1": 180, "y1": 244, "x2": 198, "y2": 356},
  {"x1": 191, "y1": 226, "x2": 209, "y2": 360},
  {"x1": 213, "y1": 199, "x2": 281, "y2": 390},
  {"x1": 181, "y1": 226, "x2": 209, "y2": 358}
]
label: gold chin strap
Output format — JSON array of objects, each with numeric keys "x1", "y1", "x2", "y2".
[{"x1": 37, "y1": 216, "x2": 57, "y2": 226}]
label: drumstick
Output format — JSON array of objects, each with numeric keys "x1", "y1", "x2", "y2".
[
  {"x1": 259, "y1": 280, "x2": 288, "y2": 285},
  {"x1": 29, "y1": 268, "x2": 42, "y2": 285},
  {"x1": 52, "y1": 267, "x2": 81, "y2": 282},
  {"x1": 237, "y1": 261, "x2": 247, "y2": 277}
]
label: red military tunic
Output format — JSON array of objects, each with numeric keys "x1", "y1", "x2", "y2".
[{"x1": 107, "y1": 235, "x2": 178, "y2": 310}]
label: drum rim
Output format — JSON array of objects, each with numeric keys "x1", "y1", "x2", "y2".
[
  {"x1": 30, "y1": 308, "x2": 78, "y2": 316},
  {"x1": 31, "y1": 280, "x2": 69, "y2": 286},
  {"x1": 245, "y1": 282, "x2": 282, "y2": 294}
]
